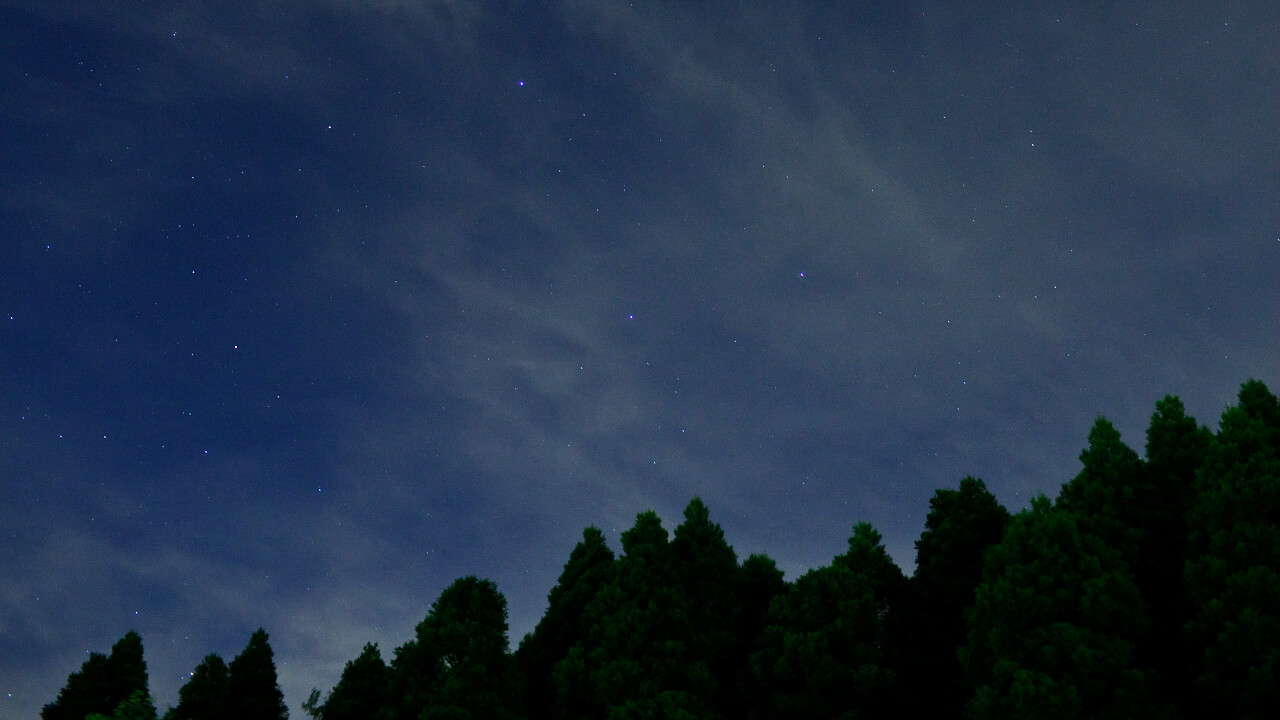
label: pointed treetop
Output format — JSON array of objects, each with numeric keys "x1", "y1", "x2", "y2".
[{"x1": 620, "y1": 510, "x2": 668, "y2": 556}]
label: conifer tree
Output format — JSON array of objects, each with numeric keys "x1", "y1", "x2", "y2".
[
  {"x1": 1142, "y1": 395, "x2": 1211, "y2": 710},
  {"x1": 752, "y1": 522, "x2": 902, "y2": 719},
  {"x1": 732, "y1": 553, "x2": 786, "y2": 717},
  {"x1": 43, "y1": 631, "x2": 154, "y2": 720},
  {"x1": 750, "y1": 564, "x2": 893, "y2": 719},
  {"x1": 1185, "y1": 380, "x2": 1280, "y2": 717},
  {"x1": 963, "y1": 495, "x2": 1158, "y2": 719},
  {"x1": 228, "y1": 629, "x2": 288, "y2": 720},
  {"x1": 904, "y1": 476, "x2": 1010, "y2": 717},
  {"x1": 168, "y1": 654, "x2": 230, "y2": 720},
  {"x1": 1056, "y1": 417, "x2": 1148, "y2": 576},
  {"x1": 516, "y1": 526, "x2": 615, "y2": 719},
  {"x1": 671, "y1": 497, "x2": 741, "y2": 717},
  {"x1": 318, "y1": 643, "x2": 390, "y2": 720},
  {"x1": 555, "y1": 510, "x2": 713, "y2": 719}
]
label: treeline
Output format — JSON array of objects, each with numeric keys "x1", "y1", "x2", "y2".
[
  {"x1": 41, "y1": 628, "x2": 285, "y2": 720},
  {"x1": 45, "y1": 380, "x2": 1280, "y2": 719}
]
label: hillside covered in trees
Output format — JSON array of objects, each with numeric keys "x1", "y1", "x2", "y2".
[{"x1": 44, "y1": 380, "x2": 1280, "y2": 719}]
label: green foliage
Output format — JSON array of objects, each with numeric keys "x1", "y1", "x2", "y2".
[
  {"x1": 388, "y1": 576, "x2": 520, "y2": 720},
  {"x1": 44, "y1": 379, "x2": 1280, "y2": 720},
  {"x1": 553, "y1": 509, "x2": 715, "y2": 719},
  {"x1": 516, "y1": 526, "x2": 615, "y2": 719},
  {"x1": 671, "y1": 497, "x2": 743, "y2": 717},
  {"x1": 834, "y1": 521, "x2": 907, "y2": 613},
  {"x1": 227, "y1": 629, "x2": 288, "y2": 720},
  {"x1": 963, "y1": 495, "x2": 1159, "y2": 719},
  {"x1": 86, "y1": 689, "x2": 158, "y2": 720},
  {"x1": 1186, "y1": 380, "x2": 1280, "y2": 717},
  {"x1": 1142, "y1": 395, "x2": 1212, "y2": 709},
  {"x1": 301, "y1": 689, "x2": 323, "y2": 719},
  {"x1": 903, "y1": 476, "x2": 1010, "y2": 717},
  {"x1": 1057, "y1": 417, "x2": 1146, "y2": 566},
  {"x1": 43, "y1": 631, "x2": 153, "y2": 720},
  {"x1": 169, "y1": 654, "x2": 230, "y2": 720},
  {"x1": 751, "y1": 561, "x2": 896, "y2": 719},
  {"x1": 317, "y1": 643, "x2": 390, "y2": 720}
]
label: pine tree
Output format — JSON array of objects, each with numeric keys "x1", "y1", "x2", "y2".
[
  {"x1": 732, "y1": 553, "x2": 786, "y2": 717},
  {"x1": 516, "y1": 526, "x2": 615, "y2": 719},
  {"x1": 904, "y1": 476, "x2": 1010, "y2": 717},
  {"x1": 228, "y1": 629, "x2": 288, "y2": 720},
  {"x1": 169, "y1": 654, "x2": 230, "y2": 720},
  {"x1": 43, "y1": 631, "x2": 154, "y2": 720},
  {"x1": 1142, "y1": 395, "x2": 1211, "y2": 711},
  {"x1": 554, "y1": 510, "x2": 713, "y2": 719},
  {"x1": 319, "y1": 643, "x2": 390, "y2": 720},
  {"x1": 962, "y1": 495, "x2": 1156, "y2": 719},
  {"x1": 671, "y1": 497, "x2": 741, "y2": 717},
  {"x1": 750, "y1": 564, "x2": 894, "y2": 719},
  {"x1": 1185, "y1": 380, "x2": 1280, "y2": 717},
  {"x1": 86, "y1": 689, "x2": 157, "y2": 720}
]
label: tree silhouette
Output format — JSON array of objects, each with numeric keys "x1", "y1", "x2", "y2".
[
  {"x1": 43, "y1": 631, "x2": 153, "y2": 720},
  {"x1": 516, "y1": 526, "x2": 615, "y2": 719},
  {"x1": 228, "y1": 629, "x2": 288, "y2": 720},
  {"x1": 166, "y1": 654, "x2": 230, "y2": 720},
  {"x1": 963, "y1": 495, "x2": 1158, "y2": 719},
  {"x1": 317, "y1": 643, "x2": 390, "y2": 720},
  {"x1": 903, "y1": 476, "x2": 1010, "y2": 717},
  {"x1": 1185, "y1": 380, "x2": 1280, "y2": 717},
  {"x1": 555, "y1": 510, "x2": 714, "y2": 719},
  {"x1": 387, "y1": 576, "x2": 520, "y2": 720}
]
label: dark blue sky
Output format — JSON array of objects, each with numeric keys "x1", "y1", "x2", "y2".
[{"x1": 3, "y1": 1, "x2": 1277, "y2": 716}]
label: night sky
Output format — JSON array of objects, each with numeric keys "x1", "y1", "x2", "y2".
[{"x1": 3, "y1": 1, "x2": 1277, "y2": 716}]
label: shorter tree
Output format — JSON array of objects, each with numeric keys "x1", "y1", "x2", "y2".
[
  {"x1": 751, "y1": 563, "x2": 895, "y2": 719},
  {"x1": 388, "y1": 576, "x2": 521, "y2": 720},
  {"x1": 167, "y1": 654, "x2": 230, "y2": 720},
  {"x1": 318, "y1": 643, "x2": 390, "y2": 720},
  {"x1": 43, "y1": 631, "x2": 154, "y2": 720}
]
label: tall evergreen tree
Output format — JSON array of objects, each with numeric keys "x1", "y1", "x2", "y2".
[
  {"x1": 751, "y1": 522, "x2": 902, "y2": 719},
  {"x1": 319, "y1": 643, "x2": 390, "y2": 720},
  {"x1": 834, "y1": 521, "x2": 907, "y2": 614},
  {"x1": 1185, "y1": 379, "x2": 1280, "y2": 718},
  {"x1": 962, "y1": 495, "x2": 1158, "y2": 720},
  {"x1": 516, "y1": 527, "x2": 615, "y2": 720},
  {"x1": 167, "y1": 654, "x2": 230, "y2": 720},
  {"x1": 228, "y1": 629, "x2": 288, "y2": 720},
  {"x1": 43, "y1": 631, "x2": 153, "y2": 720},
  {"x1": 671, "y1": 497, "x2": 741, "y2": 717},
  {"x1": 903, "y1": 476, "x2": 1010, "y2": 718},
  {"x1": 554, "y1": 510, "x2": 713, "y2": 719},
  {"x1": 732, "y1": 553, "x2": 786, "y2": 717},
  {"x1": 1056, "y1": 417, "x2": 1146, "y2": 568},
  {"x1": 1142, "y1": 395, "x2": 1212, "y2": 712},
  {"x1": 1057, "y1": 416, "x2": 1200, "y2": 712}
]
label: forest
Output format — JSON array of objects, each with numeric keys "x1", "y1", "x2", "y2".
[{"x1": 42, "y1": 379, "x2": 1280, "y2": 719}]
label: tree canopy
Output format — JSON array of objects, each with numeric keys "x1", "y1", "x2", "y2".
[{"x1": 44, "y1": 379, "x2": 1280, "y2": 720}]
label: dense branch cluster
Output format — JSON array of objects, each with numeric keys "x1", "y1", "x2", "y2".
[{"x1": 45, "y1": 380, "x2": 1280, "y2": 719}]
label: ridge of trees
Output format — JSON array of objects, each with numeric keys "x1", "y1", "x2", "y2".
[{"x1": 45, "y1": 380, "x2": 1280, "y2": 719}]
